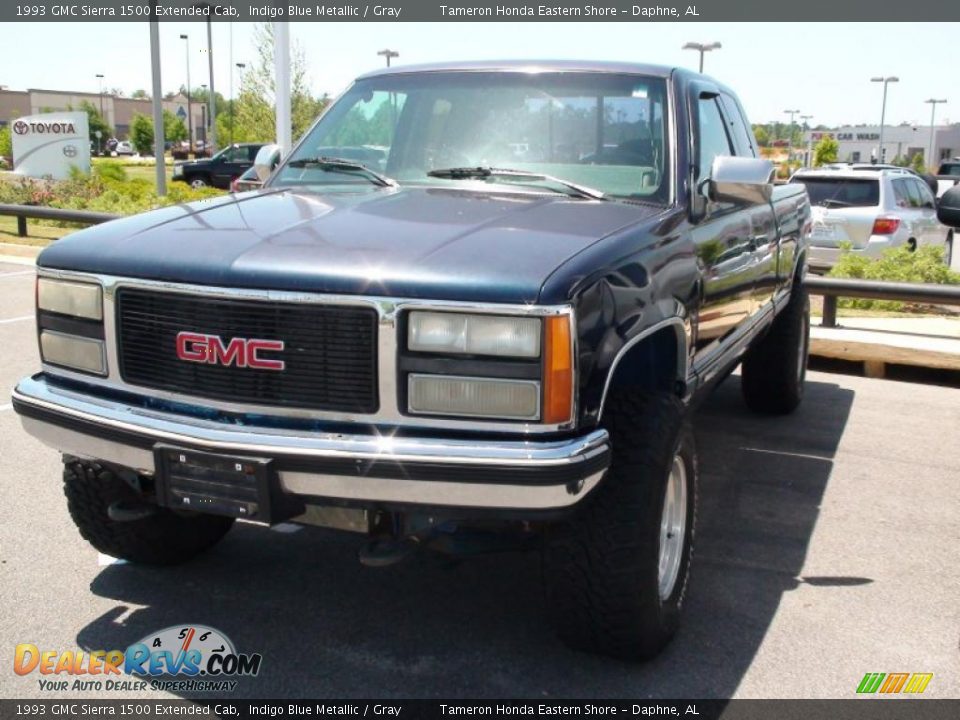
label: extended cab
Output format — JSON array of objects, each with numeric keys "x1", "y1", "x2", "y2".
[{"x1": 13, "y1": 61, "x2": 810, "y2": 660}]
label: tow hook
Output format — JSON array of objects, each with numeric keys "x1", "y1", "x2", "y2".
[{"x1": 107, "y1": 501, "x2": 158, "y2": 522}]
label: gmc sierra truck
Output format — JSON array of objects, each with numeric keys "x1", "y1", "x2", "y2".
[{"x1": 13, "y1": 61, "x2": 811, "y2": 661}]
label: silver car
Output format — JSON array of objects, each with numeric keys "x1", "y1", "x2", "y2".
[{"x1": 790, "y1": 167, "x2": 953, "y2": 271}]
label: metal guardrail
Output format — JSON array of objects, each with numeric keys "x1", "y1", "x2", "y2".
[
  {"x1": 0, "y1": 204, "x2": 119, "y2": 238},
  {"x1": 805, "y1": 275, "x2": 960, "y2": 327}
]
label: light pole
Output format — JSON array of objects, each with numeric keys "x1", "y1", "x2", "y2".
[
  {"x1": 377, "y1": 49, "x2": 399, "y2": 67},
  {"x1": 871, "y1": 76, "x2": 899, "y2": 164},
  {"x1": 784, "y1": 109, "x2": 800, "y2": 162},
  {"x1": 231, "y1": 62, "x2": 245, "y2": 146},
  {"x1": 180, "y1": 33, "x2": 193, "y2": 153},
  {"x1": 200, "y1": 84, "x2": 208, "y2": 144},
  {"x1": 682, "y1": 42, "x2": 721, "y2": 73},
  {"x1": 95, "y1": 73, "x2": 105, "y2": 154},
  {"x1": 924, "y1": 98, "x2": 947, "y2": 170},
  {"x1": 800, "y1": 114, "x2": 813, "y2": 167},
  {"x1": 205, "y1": 11, "x2": 216, "y2": 153}
]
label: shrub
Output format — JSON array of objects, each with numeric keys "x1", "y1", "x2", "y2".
[
  {"x1": 94, "y1": 160, "x2": 128, "y2": 183},
  {"x1": 828, "y1": 243, "x2": 960, "y2": 311}
]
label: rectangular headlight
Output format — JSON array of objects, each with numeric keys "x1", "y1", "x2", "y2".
[
  {"x1": 37, "y1": 279, "x2": 103, "y2": 321},
  {"x1": 40, "y1": 331, "x2": 106, "y2": 375},
  {"x1": 408, "y1": 374, "x2": 540, "y2": 420},
  {"x1": 408, "y1": 312, "x2": 541, "y2": 358}
]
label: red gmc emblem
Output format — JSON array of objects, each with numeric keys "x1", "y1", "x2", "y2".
[{"x1": 176, "y1": 332, "x2": 285, "y2": 371}]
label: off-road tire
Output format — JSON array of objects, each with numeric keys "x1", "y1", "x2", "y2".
[
  {"x1": 187, "y1": 175, "x2": 209, "y2": 189},
  {"x1": 543, "y1": 391, "x2": 697, "y2": 661},
  {"x1": 63, "y1": 461, "x2": 234, "y2": 565},
  {"x1": 741, "y1": 284, "x2": 810, "y2": 415}
]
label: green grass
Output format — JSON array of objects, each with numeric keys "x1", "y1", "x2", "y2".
[{"x1": 0, "y1": 216, "x2": 73, "y2": 245}]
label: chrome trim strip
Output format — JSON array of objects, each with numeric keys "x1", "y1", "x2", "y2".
[
  {"x1": 35, "y1": 268, "x2": 576, "y2": 434},
  {"x1": 14, "y1": 376, "x2": 608, "y2": 467},
  {"x1": 14, "y1": 376, "x2": 608, "y2": 511},
  {"x1": 597, "y1": 317, "x2": 688, "y2": 421},
  {"x1": 280, "y1": 470, "x2": 605, "y2": 510}
]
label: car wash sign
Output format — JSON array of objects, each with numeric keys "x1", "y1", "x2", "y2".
[{"x1": 12, "y1": 112, "x2": 90, "y2": 180}]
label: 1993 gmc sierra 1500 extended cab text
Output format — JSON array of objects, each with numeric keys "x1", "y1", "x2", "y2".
[{"x1": 12, "y1": 61, "x2": 810, "y2": 660}]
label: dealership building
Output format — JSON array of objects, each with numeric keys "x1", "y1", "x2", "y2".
[
  {"x1": 804, "y1": 124, "x2": 960, "y2": 167},
  {"x1": 0, "y1": 87, "x2": 206, "y2": 144}
]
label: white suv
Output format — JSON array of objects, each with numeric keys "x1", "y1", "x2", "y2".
[{"x1": 790, "y1": 166, "x2": 953, "y2": 270}]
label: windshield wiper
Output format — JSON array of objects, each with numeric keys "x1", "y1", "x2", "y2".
[
  {"x1": 286, "y1": 156, "x2": 397, "y2": 187},
  {"x1": 427, "y1": 167, "x2": 606, "y2": 200}
]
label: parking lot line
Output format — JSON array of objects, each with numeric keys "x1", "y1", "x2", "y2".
[
  {"x1": 0, "y1": 270, "x2": 35, "y2": 279},
  {"x1": 0, "y1": 315, "x2": 33, "y2": 324},
  {"x1": 0, "y1": 403, "x2": 12, "y2": 412}
]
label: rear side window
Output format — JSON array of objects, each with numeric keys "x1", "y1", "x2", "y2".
[
  {"x1": 892, "y1": 179, "x2": 912, "y2": 208},
  {"x1": 790, "y1": 177, "x2": 880, "y2": 208},
  {"x1": 910, "y1": 178, "x2": 935, "y2": 209},
  {"x1": 940, "y1": 163, "x2": 960, "y2": 177},
  {"x1": 719, "y1": 94, "x2": 757, "y2": 158}
]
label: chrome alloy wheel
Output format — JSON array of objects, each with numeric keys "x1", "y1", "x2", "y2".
[{"x1": 658, "y1": 454, "x2": 688, "y2": 601}]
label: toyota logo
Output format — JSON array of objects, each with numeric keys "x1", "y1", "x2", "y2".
[
  {"x1": 13, "y1": 121, "x2": 28, "y2": 135},
  {"x1": 62, "y1": 145, "x2": 77, "y2": 158}
]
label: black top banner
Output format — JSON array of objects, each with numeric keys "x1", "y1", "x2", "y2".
[{"x1": 4, "y1": 0, "x2": 960, "y2": 22}]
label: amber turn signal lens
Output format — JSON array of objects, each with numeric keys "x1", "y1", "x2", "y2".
[{"x1": 543, "y1": 315, "x2": 574, "y2": 424}]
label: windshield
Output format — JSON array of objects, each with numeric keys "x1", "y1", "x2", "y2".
[
  {"x1": 273, "y1": 71, "x2": 670, "y2": 201},
  {"x1": 791, "y1": 177, "x2": 880, "y2": 208}
]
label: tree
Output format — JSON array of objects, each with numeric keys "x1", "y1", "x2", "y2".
[
  {"x1": 0, "y1": 124, "x2": 11, "y2": 159},
  {"x1": 910, "y1": 153, "x2": 926, "y2": 174},
  {"x1": 130, "y1": 114, "x2": 154, "y2": 154},
  {"x1": 752, "y1": 125, "x2": 770, "y2": 147},
  {"x1": 163, "y1": 110, "x2": 188, "y2": 143},
  {"x1": 127, "y1": 111, "x2": 188, "y2": 154},
  {"x1": 813, "y1": 135, "x2": 839, "y2": 167},
  {"x1": 131, "y1": 89, "x2": 150, "y2": 100},
  {"x1": 232, "y1": 23, "x2": 328, "y2": 142},
  {"x1": 78, "y1": 100, "x2": 113, "y2": 144}
]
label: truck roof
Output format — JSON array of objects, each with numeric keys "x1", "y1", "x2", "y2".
[{"x1": 357, "y1": 59, "x2": 680, "y2": 80}]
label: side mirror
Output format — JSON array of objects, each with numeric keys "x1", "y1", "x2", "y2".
[
  {"x1": 254, "y1": 144, "x2": 282, "y2": 182},
  {"x1": 937, "y1": 185, "x2": 960, "y2": 228},
  {"x1": 707, "y1": 156, "x2": 776, "y2": 205}
]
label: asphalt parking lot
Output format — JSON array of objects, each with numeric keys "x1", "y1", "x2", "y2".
[{"x1": 0, "y1": 258, "x2": 957, "y2": 700}]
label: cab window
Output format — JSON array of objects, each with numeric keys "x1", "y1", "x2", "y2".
[
  {"x1": 697, "y1": 97, "x2": 733, "y2": 182},
  {"x1": 719, "y1": 95, "x2": 757, "y2": 158}
]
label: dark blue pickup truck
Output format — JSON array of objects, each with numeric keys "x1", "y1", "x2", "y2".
[{"x1": 13, "y1": 61, "x2": 811, "y2": 660}]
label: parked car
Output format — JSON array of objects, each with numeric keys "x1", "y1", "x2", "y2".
[
  {"x1": 934, "y1": 159, "x2": 960, "y2": 198},
  {"x1": 13, "y1": 61, "x2": 811, "y2": 661},
  {"x1": 113, "y1": 141, "x2": 134, "y2": 157},
  {"x1": 791, "y1": 166, "x2": 953, "y2": 270},
  {"x1": 172, "y1": 142, "x2": 267, "y2": 189}
]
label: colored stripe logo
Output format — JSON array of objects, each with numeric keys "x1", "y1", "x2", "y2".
[{"x1": 857, "y1": 672, "x2": 933, "y2": 694}]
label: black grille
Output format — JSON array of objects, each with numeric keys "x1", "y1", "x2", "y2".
[{"x1": 117, "y1": 289, "x2": 378, "y2": 413}]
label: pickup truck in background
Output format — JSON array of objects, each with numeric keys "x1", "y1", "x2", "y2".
[
  {"x1": 935, "y1": 159, "x2": 960, "y2": 198},
  {"x1": 172, "y1": 142, "x2": 267, "y2": 189},
  {"x1": 13, "y1": 61, "x2": 810, "y2": 660}
]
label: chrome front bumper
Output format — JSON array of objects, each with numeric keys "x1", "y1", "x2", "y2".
[{"x1": 12, "y1": 375, "x2": 610, "y2": 512}]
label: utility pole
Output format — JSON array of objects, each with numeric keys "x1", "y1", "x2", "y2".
[
  {"x1": 784, "y1": 109, "x2": 800, "y2": 162},
  {"x1": 232, "y1": 62, "x2": 245, "y2": 146},
  {"x1": 871, "y1": 76, "x2": 899, "y2": 163},
  {"x1": 180, "y1": 33, "x2": 193, "y2": 153},
  {"x1": 924, "y1": 98, "x2": 947, "y2": 170},
  {"x1": 95, "y1": 73, "x2": 105, "y2": 154},
  {"x1": 149, "y1": 13, "x2": 166, "y2": 195},
  {"x1": 800, "y1": 114, "x2": 813, "y2": 167},
  {"x1": 274, "y1": 22, "x2": 291, "y2": 154},
  {"x1": 682, "y1": 42, "x2": 721, "y2": 73},
  {"x1": 206, "y1": 14, "x2": 216, "y2": 153},
  {"x1": 377, "y1": 49, "x2": 399, "y2": 67}
]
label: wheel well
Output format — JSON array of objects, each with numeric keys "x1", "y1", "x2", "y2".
[{"x1": 605, "y1": 327, "x2": 682, "y2": 402}]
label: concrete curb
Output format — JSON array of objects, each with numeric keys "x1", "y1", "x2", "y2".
[
  {"x1": 0, "y1": 243, "x2": 40, "y2": 265},
  {"x1": 810, "y1": 319, "x2": 960, "y2": 378}
]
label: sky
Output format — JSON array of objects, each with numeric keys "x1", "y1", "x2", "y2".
[{"x1": 2, "y1": 21, "x2": 957, "y2": 128}]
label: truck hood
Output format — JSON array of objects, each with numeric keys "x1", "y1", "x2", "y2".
[{"x1": 38, "y1": 186, "x2": 662, "y2": 303}]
